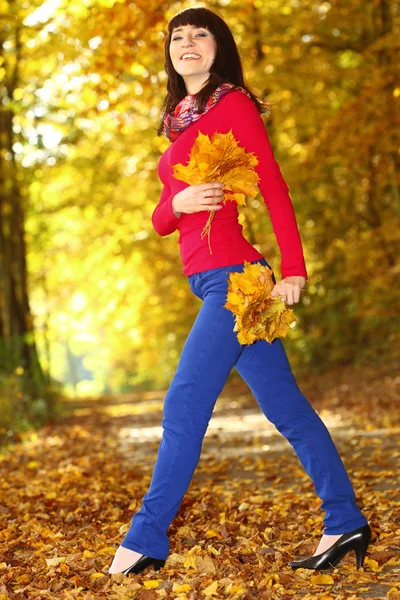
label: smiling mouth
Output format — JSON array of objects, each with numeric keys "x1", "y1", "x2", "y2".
[{"x1": 180, "y1": 54, "x2": 201, "y2": 60}]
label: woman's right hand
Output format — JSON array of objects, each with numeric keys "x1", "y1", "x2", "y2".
[{"x1": 172, "y1": 182, "x2": 225, "y2": 216}]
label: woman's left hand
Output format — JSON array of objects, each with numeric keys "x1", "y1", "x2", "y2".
[{"x1": 270, "y1": 276, "x2": 306, "y2": 306}]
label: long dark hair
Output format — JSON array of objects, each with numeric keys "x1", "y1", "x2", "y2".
[{"x1": 156, "y1": 6, "x2": 272, "y2": 136}]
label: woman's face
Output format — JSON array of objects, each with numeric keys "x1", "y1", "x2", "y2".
[{"x1": 169, "y1": 23, "x2": 217, "y2": 86}]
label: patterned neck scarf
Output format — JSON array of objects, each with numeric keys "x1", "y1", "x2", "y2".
[{"x1": 162, "y1": 82, "x2": 252, "y2": 142}]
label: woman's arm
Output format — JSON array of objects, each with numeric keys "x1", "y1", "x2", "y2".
[
  {"x1": 220, "y1": 90, "x2": 308, "y2": 281},
  {"x1": 152, "y1": 182, "x2": 183, "y2": 236}
]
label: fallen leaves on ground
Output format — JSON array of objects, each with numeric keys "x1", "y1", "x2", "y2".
[{"x1": 0, "y1": 363, "x2": 399, "y2": 599}]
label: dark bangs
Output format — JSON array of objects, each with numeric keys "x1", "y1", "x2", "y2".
[{"x1": 168, "y1": 7, "x2": 215, "y2": 35}]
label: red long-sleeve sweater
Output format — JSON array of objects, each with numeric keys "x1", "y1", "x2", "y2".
[{"x1": 153, "y1": 89, "x2": 308, "y2": 280}]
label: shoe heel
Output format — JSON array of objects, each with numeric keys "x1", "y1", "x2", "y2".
[
  {"x1": 153, "y1": 559, "x2": 166, "y2": 571},
  {"x1": 354, "y1": 538, "x2": 369, "y2": 569}
]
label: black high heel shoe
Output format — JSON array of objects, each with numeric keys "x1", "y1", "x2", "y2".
[
  {"x1": 288, "y1": 523, "x2": 372, "y2": 571},
  {"x1": 121, "y1": 554, "x2": 166, "y2": 576}
]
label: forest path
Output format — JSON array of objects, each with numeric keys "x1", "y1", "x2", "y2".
[{"x1": 0, "y1": 363, "x2": 399, "y2": 599}]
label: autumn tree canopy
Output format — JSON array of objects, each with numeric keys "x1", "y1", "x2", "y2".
[{"x1": 0, "y1": 0, "x2": 398, "y2": 411}]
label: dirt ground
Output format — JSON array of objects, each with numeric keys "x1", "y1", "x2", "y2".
[{"x1": 0, "y1": 361, "x2": 399, "y2": 599}]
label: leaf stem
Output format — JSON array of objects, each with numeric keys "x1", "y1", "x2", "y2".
[{"x1": 200, "y1": 211, "x2": 215, "y2": 254}]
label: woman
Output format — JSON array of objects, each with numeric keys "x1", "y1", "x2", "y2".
[{"x1": 108, "y1": 7, "x2": 371, "y2": 576}]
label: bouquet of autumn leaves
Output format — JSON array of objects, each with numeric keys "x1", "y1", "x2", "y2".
[
  {"x1": 224, "y1": 259, "x2": 297, "y2": 344},
  {"x1": 171, "y1": 129, "x2": 260, "y2": 254},
  {"x1": 171, "y1": 130, "x2": 298, "y2": 345}
]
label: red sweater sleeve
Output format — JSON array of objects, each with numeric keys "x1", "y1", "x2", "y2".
[
  {"x1": 152, "y1": 182, "x2": 183, "y2": 236},
  {"x1": 221, "y1": 91, "x2": 308, "y2": 280}
]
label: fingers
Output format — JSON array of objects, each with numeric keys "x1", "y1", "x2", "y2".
[
  {"x1": 199, "y1": 182, "x2": 225, "y2": 211},
  {"x1": 200, "y1": 182, "x2": 225, "y2": 192},
  {"x1": 271, "y1": 283, "x2": 302, "y2": 305}
]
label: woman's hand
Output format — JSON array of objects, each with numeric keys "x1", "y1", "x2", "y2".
[
  {"x1": 270, "y1": 276, "x2": 306, "y2": 306},
  {"x1": 172, "y1": 182, "x2": 225, "y2": 216}
]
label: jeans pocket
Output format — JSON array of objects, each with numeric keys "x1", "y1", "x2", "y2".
[{"x1": 188, "y1": 273, "x2": 202, "y2": 298}]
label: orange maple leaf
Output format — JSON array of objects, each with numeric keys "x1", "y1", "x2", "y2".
[
  {"x1": 171, "y1": 130, "x2": 260, "y2": 254},
  {"x1": 224, "y1": 260, "x2": 297, "y2": 344}
]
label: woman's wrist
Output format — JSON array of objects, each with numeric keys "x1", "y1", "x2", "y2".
[{"x1": 172, "y1": 195, "x2": 182, "y2": 218}]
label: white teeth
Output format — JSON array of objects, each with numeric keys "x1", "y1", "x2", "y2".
[{"x1": 181, "y1": 53, "x2": 201, "y2": 60}]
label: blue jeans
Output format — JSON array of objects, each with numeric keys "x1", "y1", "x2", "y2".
[{"x1": 121, "y1": 257, "x2": 368, "y2": 560}]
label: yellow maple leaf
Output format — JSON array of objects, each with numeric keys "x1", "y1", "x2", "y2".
[
  {"x1": 203, "y1": 581, "x2": 219, "y2": 596},
  {"x1": 224, "y1": 260, "x2": 297, "y2": 344},
  {"x1": 183, "y1": 555, "x2": 197, "y2": 569},
  {"x1": 205, "y1": 529, "x2": 221, "y2": 538},
  {"x1": 144, "y1": 580, "x2": 162, "y2": 588},
  {"x1": 229, "y1": 585, "x2": 248, "y2": 593},
  {"x1": 97, "y1": 546, "x2": 117, "y2": 555},
  {"x1": 172, "y1": 583, "x2": 191, "y2": 592},
  {"x1": 171, "y1": 130, "x2": 260, "y2": 254},
  {"x1": 310, "y1": 573, "x2": 335, "y2": 584},
  {"x1": 364, "y1": 557, "x2": 381, "y2": 571},
  {"x1": 45, "y1": 556, "x2": 66, "y2": 567}
]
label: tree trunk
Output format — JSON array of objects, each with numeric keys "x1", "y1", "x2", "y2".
[{"x1": 0, "y1": 11, "x2": 45, "y2": 391}]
